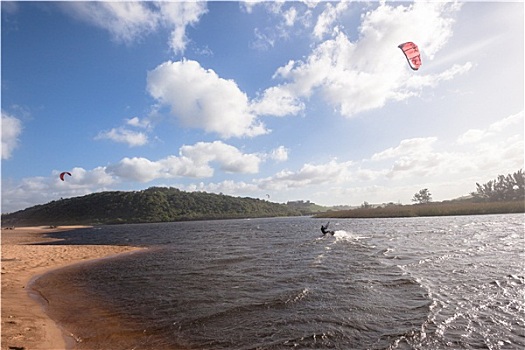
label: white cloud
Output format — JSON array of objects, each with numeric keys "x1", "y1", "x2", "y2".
[
  {"x1": 283, "y1": 6, "x2": 298, "y2": 27},
  {"x1": 65, "y1": 2, "x2": 159, "y2": 44},
  {"x1": 107, "y1": 156, "x2": 203, "y2": 182},
  {"x1": 313, "y1": 1, "x2": 349, "y2": 40},
  {"x1": 269, "y1": 146, "x2": 289, "y2": 162},
  {"x1": 368, "y1": 136, "x2": 468, "y2": 180},
  {"x1": 245, "y1": 2, "x2": 314, "y2": 51},
  {"x1": 95, "y1": 116, "x2": 154, "y2": 147},
  {"x1": 64, "y1": 2, "x2": 207, "y2": 54},
  {"x1": 126, "y1": 117, "x2": 151, "y2": 129},
  {"x1": 259, "y1": 2, "x2": 468, "y2": 118},
  {"x1": 257, "y1": 159, "x2": 353, "y2": 190},
  {"x1": 95, "y1": 127, "x2": 148, "y2": 147},
  {"x1": 371, "y1": 137, "x2": 438, "y2": 161},
  {"x1": 1, "y1": 111, "x2": 23, "y2": 160},
  {"x1": 180, "y1": 141, "x2": 261, "y2": 174},
  {"x1": 60, "y1": 167, "x2": 116, "y2": 187},
  {"x1": 488, "y1": 111, "x2": 524, "y2": 133},
  {"x1": 240, "y1": 1, "x2": 265, "y2": 14},
  {"x1": 156, "y1": 2, "x2": 208, "y2": 54},
  {"x1": 107, "y1": 141, "x2": 261, "y2": 182},
  {"x1": 457, "y1": 129, "x2": 486, "y2": 145},
  {"x1": 458, "y1": 111, "x2": 524, "y2": 145},
  {"x1": 147, "y1": 60, "x2": 268, "y2": 138},
  {"x1": 250, "y1": 85, "x2": 304, "y2": 117},
  {"x1": 454, "y1": 111, "x2": 524, "y2": 175}
]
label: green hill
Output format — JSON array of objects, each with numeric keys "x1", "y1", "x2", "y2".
[{"x1": 1, "y1": 187, "x2": 300, "y2": 226}]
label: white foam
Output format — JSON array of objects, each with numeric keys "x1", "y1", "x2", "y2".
[{"x1": 333, "y1": 230, "x2": 369, "y2": 242}]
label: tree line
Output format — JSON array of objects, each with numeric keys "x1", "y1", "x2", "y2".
[{"x1": 471, "y1": 169, "x2": 524, "y2": 202}]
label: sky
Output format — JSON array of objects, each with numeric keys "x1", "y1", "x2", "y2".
[{"x1": 1, "y1": 1, "x2": 524, "y2": 214}]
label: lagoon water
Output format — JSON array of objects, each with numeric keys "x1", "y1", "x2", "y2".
[{"x1": 32, "y1": 214, "x2": 524, "y2": 349}]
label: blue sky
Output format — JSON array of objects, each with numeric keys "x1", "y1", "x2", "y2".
[{"x1": 2, "y1": 1, "x2": 523, "y2": 213}]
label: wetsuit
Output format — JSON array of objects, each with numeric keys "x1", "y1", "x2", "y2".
[{"x1": 321, "y1": 225, "x2": 335, "y2": 235}]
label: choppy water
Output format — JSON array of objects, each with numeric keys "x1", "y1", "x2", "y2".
[{"x1": 32, "y1": 214, "x2": 524, "y2": 349}]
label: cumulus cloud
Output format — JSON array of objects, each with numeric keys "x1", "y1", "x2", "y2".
[
  {"x1": 180, "y1": 141, "x2": 261, "y2": 174},
  {"x1": 107, "y1": 141, "x2": 262, "y2": 182},
  {"x1": 458, "y1": 111, "x2": 524, "y2": 145},
  {"x1": 64, "y1": 2, "x2": 207, "y2": 54},
  {"x1": 147, "y1": 60, "x2": 268, "y2": 138},
  {"x1": 257, "y1": 2, "x2": 469, "y2": 118},
  {"x1": 95, "y1": 115, "x2": 154, "y2": 147},
  {"x1": 250, "y1": 85, "x2": 304, "y2": 117},
  {"x1": 107, "y1": 156, "x2": 208, "y2": 182},
  {"x1": 1, "y1": 111, "x2": 23, "y2": 160},
  {"x1": 95, "y1": 127, "x2": 148, "y2": 147},
  {"x1": 257, "y1": 159, "x2": 353, "y2": 190}
]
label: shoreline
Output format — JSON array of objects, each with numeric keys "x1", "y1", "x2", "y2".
[{"x1": 1, "y1": 226, "x2": 143, "y2": 350}]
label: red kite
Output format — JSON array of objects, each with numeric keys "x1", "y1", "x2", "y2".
[
  {"x1": 398, "y1": 42, "x2": 422, "y2": 71},
  {"x1": 59, "y1": 171, "x2": 71, "y2": 181}
]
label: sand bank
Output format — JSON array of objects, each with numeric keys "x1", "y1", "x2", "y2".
[{"x1": 1, "y1": 226, "x2": 142, "y2": 350}]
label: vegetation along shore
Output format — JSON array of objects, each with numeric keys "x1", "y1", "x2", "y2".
[{"x1": 2, "y1": 170, "x2": 523, "y2": 226}]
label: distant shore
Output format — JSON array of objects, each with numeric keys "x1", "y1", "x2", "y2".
[
  {"x1": 1, "y1": 226, "x2": 142, "y2": 350},
  {"x1": 315, "y1": 200, "x2": 525, "y2": 219}
]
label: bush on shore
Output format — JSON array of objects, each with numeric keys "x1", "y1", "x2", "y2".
[{"x1": 315, "y1": 200, "x2": 524, "y2": 219}]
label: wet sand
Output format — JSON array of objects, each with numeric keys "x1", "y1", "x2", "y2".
[{"x1": 1, "y1": 226, "x2": 142, "y2": 350}]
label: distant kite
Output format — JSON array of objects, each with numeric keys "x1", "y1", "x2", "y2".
[
  {"x1": 59, "y1": 172, "x2": 72, "y2": 181},
  {"x1": 398, "y1": 42, "x2": 422, "y2": 71}
]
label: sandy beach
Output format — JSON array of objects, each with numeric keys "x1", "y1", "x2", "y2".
[{"x1": 1, "y1": 226, "x2": 142, "y2": 350}]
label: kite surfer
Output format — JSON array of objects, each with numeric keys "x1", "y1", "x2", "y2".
[{"x1": 321, "y1": 222, "x2": 335, "y2": 236}]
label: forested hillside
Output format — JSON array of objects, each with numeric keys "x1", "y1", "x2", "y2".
[{"x1": 1, "y1": 187, "x2": 300, "y2": 226}]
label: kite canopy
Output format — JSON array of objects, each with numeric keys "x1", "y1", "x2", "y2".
[
  {"x1": 398, "y1": 42, "x2": 422, "y2": 71},
  {"x1": 59, "y1": 171, "x2": 72, "y2": 181}
]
